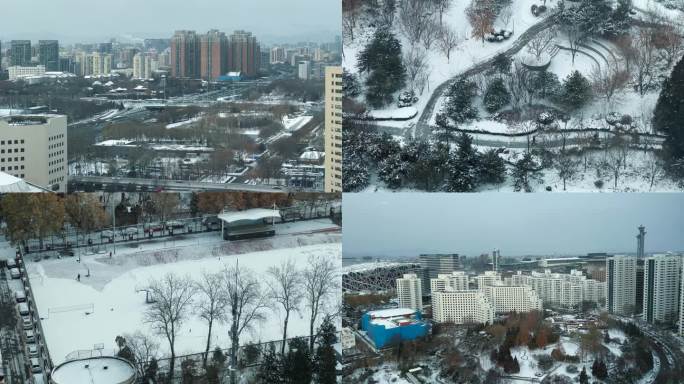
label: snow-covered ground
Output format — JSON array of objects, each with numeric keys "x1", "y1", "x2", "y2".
[{"x1": 22, "y1": 220, "x2": 341, "y2": 364}]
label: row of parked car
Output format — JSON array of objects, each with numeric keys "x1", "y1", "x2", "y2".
[{"x1": 6, "y1": 258, "x2": 43, "y2": 378}]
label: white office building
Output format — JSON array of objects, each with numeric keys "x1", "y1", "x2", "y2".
[
  {"x1": 644, "y1": 254, "x2": 682, "y2": 324},
  {"x1": 483, "y1": 284, "x2": 543, "y2": 314},
  {"x1": 8, "y1": 65, "x2": 46, "y2": 81},
  {"x1": 507, "y1": 270, "x2": 606, "y2": 308},
  {"x1": 0, "y1": 115, "x2": 67, "y2": 192},
  {"x1": 432, "y1": 289, "x2": 494, "y2": 325},
  {"x1": 396, "y1": 273, "x2": 423, "y2": 312},
  {"x1": 298, "y1": 60, "x2": 311, "y2": 80},
  {"x1": 607, "y1": 255, "x2": 637, "y2": 315},
  {"x1": 430, "y1": 271, "x2": 469, "y2": 293}
]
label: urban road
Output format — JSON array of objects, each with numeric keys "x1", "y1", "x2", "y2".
[{"x1": 69, "y1": 175, "x2": 289, "y2": 192}]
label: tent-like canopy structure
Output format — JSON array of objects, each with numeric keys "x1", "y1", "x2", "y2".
[
  {"x1": 217, "y1": 208, "x2": 281, "y2": 224},
  {"x1": 0, "y1": 172, "x2": 48, "y2": 193}
]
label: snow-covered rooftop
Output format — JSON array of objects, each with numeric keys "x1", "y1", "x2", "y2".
[
  {"x1": 218, "y1": 208, "x2": 281, "y2": 223},
  {"x1": 0, "y1": 172, "x2": 47, "y2": 193},
  {"x1": 367, "y1": 308, "x2": 416, "y2": 318}
]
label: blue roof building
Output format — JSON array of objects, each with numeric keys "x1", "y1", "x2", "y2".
[{"x1": 361, "y1": 308, "x2": 430, "y2": 349}]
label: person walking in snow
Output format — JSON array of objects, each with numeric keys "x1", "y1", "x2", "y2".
[{"x1": 77, "y1": 273, "x2": 80, "y2": 281}]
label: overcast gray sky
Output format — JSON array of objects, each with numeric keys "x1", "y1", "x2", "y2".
[
  {"x1": 1, "y1": 0, "x2": 340, "y2": 44},
  {"x1": 343, "y1": 193, "x2": 684, "y2": 258}
]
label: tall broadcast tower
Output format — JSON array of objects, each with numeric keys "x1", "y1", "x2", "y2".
[{"x1": 637, "y1": 225, "x2": 646, "y2": 258}]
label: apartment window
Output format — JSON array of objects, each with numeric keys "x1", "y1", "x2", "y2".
[{"x1": 20, "y1": 140, "x2": 24, "y2": 144}]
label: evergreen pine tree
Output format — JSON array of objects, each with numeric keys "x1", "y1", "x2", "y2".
[
  {"x1": 314, "y1": 316, "x2": 338, "y2": 384},
  {"x1": 479, "y1": 149, "x2": 506, "y2": 185},
  {"x1": 484, "y1": 78, "x2": 511, "y2": 113},
  {"x1": 357, "y1": 28, "x2": 406, "y2": 107},
  {"x1": 446, "y1": 133, "x2": 480, "y2": 192},
  {"x1": 559, "y1": 71, "x2": 592, "y2": 110},
  {"x1": 653, "y1": 54, "x2": 684, "y2": 176},
  {"x1": 511, "y1": 152, "x2": 543, "y2": 192},
  {"x1": 442, "y1": 77, "x2": 478, "y2": 124},
  {"x1": 283, "y1": 337, "x2": 312, "y2": 384},
  {"x1": 256, "y1": 343, "x2": 283, "y2": 384},
  {"x1": 145, "y1": 357, "x2": 159, "y2": 384},
  {"x1": 492, "y1": 53, "x2": 512, "y2": 77},
  {"x1": 579, "y1": 366, "x2": 589, "y2": 384}
]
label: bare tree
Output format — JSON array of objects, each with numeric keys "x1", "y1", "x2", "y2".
[
  {"x1": 506, "y1": 61, "x2": 532, "y2": 110},
  {"x1": 380, "y1": 0, "x2": 397, "y2": 27},
  {"x1": 149, "y1": 193, "x2": 180, "y2": 221},
  {"x1": 342, "y1": 0, "x2": 363, "y2": 42},
  {"x1": 404, "y1": 48, "x2": 429, "y2": 91},
  {"x1": 196, "y1": 271, "x2": 229, "y2": 367},
  {"x1": 526, "y1": 27, "x2": 557, "y2": 60},
  {"x1": 144, "y1": 273, "x2": 196, "y2": 380},
  {"x1": 268, "y1": 259, "x2": 304, "y2": 355},
  {"x1": 439, "y1": 27, "x2": 462, "y2": 62},
  {"x1": 555, "y1": 149, "x2": 581, "y2": 191},
  {"x1": 123, "y1": 331, "x2": 160, "y2": 378},
  {"x1": 591, "y1": 63, "x2": 630, "y2": 110},
  {"x1": 653, "y1": 23, "x2": 683, "y2": 69},
  {"x1": 421, "y1": 19, "x2": 441, "y2": 50},
  {"x1": 642, "y1": 151, "x2": 666, "y2": 191},
  {"x1": 399, "y1": 0, "x2": 437, "y2": 46},
  {"x1": 223, "y1": 261, "x2": 270, "y2": 384},
  {"x1": 632, "y1": 29, "x2": 658, "y2": 96},
  {"x1": 563, "y1": 23, "x2": 586, "y2": 64},
  {"x1": 433, "y1": 0, "x2": 451, "y2": 26},
  {"x1": 303, "y1": 255, "x2": 337, "y2": 351},
  {"x1": 499, "y1": 4, "x2": 513, "y2": 29}
]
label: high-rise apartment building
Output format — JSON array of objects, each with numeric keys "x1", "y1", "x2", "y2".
[
  {"x1": 133, "y1": 53, "x2": 153, "y2": 79},
  {"x1": 476, "y1": 271, "x2": 502, "y2": 290},
  {"x1": 483, "y1": 285, "x2": 543, "y2": 314},
  {"x1": 10, "y1": 40, "x2": 32, "y2": 67},
  {"x1": 270, "y1": 47, "x2": 285, "y2": 64},
  {"x1": 0, "y1": 115, "x2": 68, "y2": 192},
  {"x1": 38, "y1": 40, "x2": 59, "y2": 71},
  {"x1": 91, "y1": 52, "x2": 112, "y2": 76},
  {"x1": 396, "y1": 274, "x2": 423, "y2": 312},
  {"x1": 430, "y1": 272, "x2": 469, "y2": 293},
  {"x1": 200, "y1": 30, "x2": 228, "y2": 80},
  {"x1": 507, "y1": 270, "x2": 606, "y2": 308},
  {"x1": 432, "y1": 289, "x2": 494, "y2": 325},
  {"x1": 228, "y1": 30, "x2": 260, "y2": 77},
  {"x1": 607, "y1": 255, "x2": 637, "y2": 315},
  {"x1": 644, "y1": 254, "x2": 682, "y2": 324},
  {"x1": 324, "y1": 66, "x2": 342, "y2": 192},
  {"x1": 298, "y1": 61, "x2": 311, "y2": 80},
  {"x1": 171, "y1": 30, "x2": 201, "y2": 79}
]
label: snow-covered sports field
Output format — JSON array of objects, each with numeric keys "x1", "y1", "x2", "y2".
[{"x1": 25, "y1": 220, "x2": 341, "y2": 364}]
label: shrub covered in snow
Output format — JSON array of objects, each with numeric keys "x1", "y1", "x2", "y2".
[{"x1": 397, "y1": 90, "x2": 419, "y2": 107}]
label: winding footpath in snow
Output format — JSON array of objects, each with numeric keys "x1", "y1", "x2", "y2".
[{"x1": 415, "y1": 14, "x2": 559, "y2": 139}]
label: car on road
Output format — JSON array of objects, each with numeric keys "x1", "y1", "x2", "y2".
[
  {"x1": 6, "y1": 258, "x2": 17, "y2": 269},
  {"x1": 27, "y1": 344, "x2": 39, "y2": 358},
  {"x1": 10, "y1": 268, "x2": 21, "y2": 279},
  {"x1": 25, "y1": 329, "x2": 35, "y2": 343},
  {"x1": 30, "y1": 358, "x2": 41, "y2": 373},
  {"x1": 22, "y1": 316, "x2": 33, "y2": 330},
  {"x1": 17, "y1": 303, "x2": 30, "y2": 316},
  {"x1": 14, "y1": 290, "x2": 26, "y2": 303}
]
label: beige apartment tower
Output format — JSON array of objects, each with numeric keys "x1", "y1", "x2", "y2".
[
  {"x1": 396, "y1": 273, "x2": 423, "y2": 312},
  {"x1": 324, "y1": 66, "x2": 342, "y2": 192},
  {"x1": 0, "y1": 115, "x2": 68, "y2": 192}
]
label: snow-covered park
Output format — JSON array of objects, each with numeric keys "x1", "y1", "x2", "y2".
[
  {"x1": 343, "y1": 0, "x2": 684, "y2": 193},
  {"x1": 24, "y1": 220, "x2": 341, "y2": 365}
]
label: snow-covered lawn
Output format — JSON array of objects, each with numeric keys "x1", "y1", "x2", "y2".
[
  {"x1": 165, "y1": 116, "x2": 203, "y2": 129},
  {"x1": 367, "y1": 107, "x2": 418, "y2": 121},
  {"x1": 26, "y1": 222, "x2": 341, "y2": 364}
]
